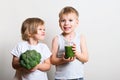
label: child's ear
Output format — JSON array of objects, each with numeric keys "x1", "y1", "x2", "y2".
[{"x1": 28, "y1": 33, "x2": 32, "y2": 37}]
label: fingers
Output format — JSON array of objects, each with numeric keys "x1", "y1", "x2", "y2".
[
  {"x1": 69, "y1": 57, "x2": 75, "y2": 61},
  {"x1": 63, "y1": 56, "x2": 75, "y2": 62},
  {"x1": 29, "y1": 64, "x2": 39, "y2": 72},
  {"x1": 72, "y1": 44, "x2": 76, "y2": 53}
]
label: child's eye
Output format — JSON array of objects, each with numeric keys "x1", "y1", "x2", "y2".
[
  {"x1": 69, "y1": 19, "x2": 73, "y2": 22},
  {"x1": 39, "y1": 29, "x2": 45, "y2": 31},
  {"x1": 60, "y1": 20, "x2": 65, "y2": 22},
  {"x1": 39, "y1": 29, "x2": 42, "y2": 30}
]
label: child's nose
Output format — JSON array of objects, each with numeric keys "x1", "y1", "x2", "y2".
[{"x1": 65, "y1": 21, "x2": 69, "y2": 25}]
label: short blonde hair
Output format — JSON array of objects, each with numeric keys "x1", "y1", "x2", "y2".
[
  {"x1": 59, "y1": 6, "x2": 79, "y2": 18},
  {"x1": 21, "y1": 17, "x2": 44, "y2": 41}
]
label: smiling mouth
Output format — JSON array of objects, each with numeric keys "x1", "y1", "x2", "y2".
[{"x1": 64, "y1": 27, "x2": 71, "y2": 30}]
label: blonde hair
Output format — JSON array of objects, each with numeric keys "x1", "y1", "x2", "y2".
[
  {"x1": 59, "y1": 6, "x2": 79, "y2": 18},
  {"x1": 21, "y1": 17, "x2": 44, "y2": 41}
]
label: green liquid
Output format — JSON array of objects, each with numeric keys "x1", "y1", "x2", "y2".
[{"x1": 65, "y1": 46, "x2": 74, "y2": 59}]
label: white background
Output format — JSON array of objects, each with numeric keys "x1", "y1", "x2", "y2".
[{"x1": 0, "y1": 0, "x2": 120, "y2": 80}]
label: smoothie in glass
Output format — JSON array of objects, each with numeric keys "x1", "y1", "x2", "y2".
[{"x1": 65, "y1": 46, "x2": 74, "y2": 59}]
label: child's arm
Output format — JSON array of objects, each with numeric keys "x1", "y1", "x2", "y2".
[
  {"x1": 12, "y1": 55, "x2": 51, "y2": 72},
  {"x1": 30, "y1": 58, "x2": 51, "y2": 72},
  {"x1": 12, "y1": 55, "x2": 22, "y2": 70},
  {"x1": 37, "y1": 58, "x2": 51, "y2": 71},
  {"x1": 73, "y1": 35, "x2": 88, "y2": 63},
  {"x1": 50, "y1": 36, "x2": 74, "y2": 65},
  {"x1": 12, "y1": 55, "x2": 31, "y2": 73}
]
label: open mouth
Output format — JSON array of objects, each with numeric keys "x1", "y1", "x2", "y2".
[{"x1": 64, "y1": 27, "x2": 71, "y2": 31}]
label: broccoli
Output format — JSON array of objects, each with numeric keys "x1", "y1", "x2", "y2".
[{"x1": 19, "y1": 50, "x2": 41, "y2": 69}]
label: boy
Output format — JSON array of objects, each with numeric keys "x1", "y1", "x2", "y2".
[{"x1": 51, "y1": 6, "x2": 88, "y2": 80}]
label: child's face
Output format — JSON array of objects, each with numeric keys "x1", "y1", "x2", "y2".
[
  {"x1": 59, "y1": 13, "x2": 78, "y2": 34},
  {"x1": 32, "y1": 25, "x2": 45, "y2": 41}
]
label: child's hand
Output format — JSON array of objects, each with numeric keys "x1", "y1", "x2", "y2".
[
  {"x1": 20, "y1": 64, "x2": 39, "y2": 73},
  {"x1": 62, "y1": 53, "x2": 75, "y2": 63},
  {"x1": 72, "y1": 44, "x2": 78, "y2": 55},
  {"x1": 29, "y1": 64, "x2": 39, "y2": 72},
  {"x1": 72, "y1": 43, "x2": 76, "y2": 53},
  {"x1": 72, "y1": 43, "x2": 80, "y2": 58},
  {"x1": 20, "y1": 67, "x2": 32, "y2": 73}
]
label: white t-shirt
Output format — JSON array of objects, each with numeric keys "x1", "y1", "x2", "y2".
[
  {"x1": 55, "y1": 33, "x2": 84, "y2": 79},
  {"x1": 11, "y1": 41, "x2": 51, "y2": 80}
]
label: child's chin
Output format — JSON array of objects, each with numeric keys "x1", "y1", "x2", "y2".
[
  {"x1": 40, "y1": 38, "x2": 43, "y2": 40},
  {"x1": 40, "y1": 38, "x2": 45, "y2": 40}
]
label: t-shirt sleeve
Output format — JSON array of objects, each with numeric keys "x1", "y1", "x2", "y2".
[
  {"x1": 11, "y1": 43, "x2": 21, "y2": 58},
  {"x1": 43, "y1": 44, "x2": 52, "y2": 59}
]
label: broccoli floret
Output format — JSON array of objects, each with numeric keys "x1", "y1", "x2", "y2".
[{"x1": 19, "y1": 50, "x2": 41, "y2": 69}]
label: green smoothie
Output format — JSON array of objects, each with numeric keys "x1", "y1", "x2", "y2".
[{"x1": 65, "y1": 46, "x2": 74, "y2": 59}]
